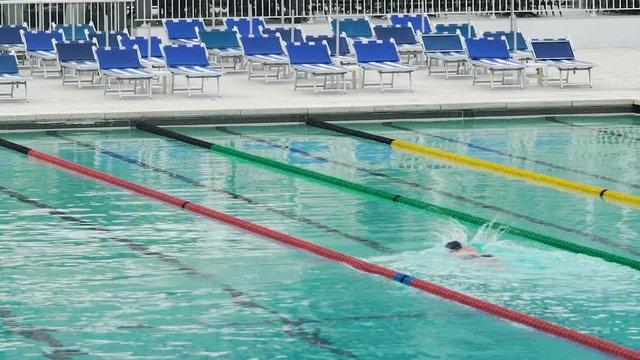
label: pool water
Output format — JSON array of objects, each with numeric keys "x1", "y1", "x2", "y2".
[{"x1": 0, "y1": 114, "x2": 638, "y2": 359}]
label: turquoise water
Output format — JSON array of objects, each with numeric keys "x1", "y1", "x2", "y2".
[{"x1": 0, "y1": 115, "x2": 638, "y2": 359}]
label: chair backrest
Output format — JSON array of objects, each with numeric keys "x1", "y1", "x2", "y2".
[
  {"x1": 421, "y1": 33, "x2": 464, "y2": 53},
  {"x1": 374, "y1": 25, "x2": 417, "y2": 45},
  {"x1": 261, "y1": 26, "x2": 304, "y2": 44},
  {"x1": 0, "y1": 24, "x2": 29, "y2": 45},
  {"x1": 330, "y1": 18, "x2": 374, "y2": 38},
  {"x1": 240, "y1": 34, "x2": 285, "y2": 56},
  {"x1": 0, "y1": 53, "x2": 19, "y2": 75},
  {"x1": 483, "y1": 31, "x2": 528, "y2": 51},
  {"x1": 389, "y1": 13, "x2": 432, "y2": 34},
  {"x1": 530, "y1": 38, "x2": 576, "y2": 60},
  {"x1": 435, "y1": 23, "x2": 477, "y2": 39},
  {"x1": 52, "y1": 22, "x2": 95, "y2": 40},
  {"x1": 465, "y1": 37, "x2": 511, "y2": 60},
  {"x1": 94, "y1": 46, "x2": 143, "y2": 69},
  {"x1": 22, "y1": 30, "x2": 64, "y2": 51},
  {"x1": 119, "y1": 36, "x2": 163, "y2": 58},
  {"x1": 163, "y1": 19, "x2": 206, "y2": 40},
  {"x1": 54, "y1": 40, "x2": 95, "y2": 62},
  {"x1": 286, "y1": 41, "x2": 333, "y2": 65},
  {"x1": 162, "y1": 44, "x2": 210, "y2": 67},
  {"x1": 305, "y1": 35, "x2": 351, "y2": 57},
  {"x1": 353, "y1": 39, "x2": 400, "y2": 63},
  {"x1": 224, "y1": 17, "x2": 266, "y2": 36},
  {"x1": 197, "y1": 28, "x2": 241, "y2": 49},
  {"x1": 86, "y1": 30, "x2": 129, "y2": 47}
]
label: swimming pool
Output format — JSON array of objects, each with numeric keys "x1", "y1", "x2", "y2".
[{"x1": 0, "y1": 114, "x2": 638, "y2": 359}]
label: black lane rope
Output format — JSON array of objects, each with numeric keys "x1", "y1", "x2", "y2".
[
  {"x1": 0, "y1": 308, "x2": 87, "y2": 360},
  {"x1": 382, "y1": 122, "x2": 640, "y2": 190},
  {"x1": 48, "y1": 131, "x2": 392, "y2": 254},
  {"x1": 215, "y1": 127, "x2": 640, "y2": 256},
  {"x1": 547, "y1": 117, "x2": 640, "y2": 143},
  {"x1": 0, "y1": 185, "x2": 358, "y2": 359}
]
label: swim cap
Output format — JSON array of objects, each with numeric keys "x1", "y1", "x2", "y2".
[{"x1": 445, "y1": 241, "x2": 463, "y2": 251}]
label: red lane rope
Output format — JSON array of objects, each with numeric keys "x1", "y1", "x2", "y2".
[{"x1": 26, "y1": 149, "x2": 640, "y2": 360}]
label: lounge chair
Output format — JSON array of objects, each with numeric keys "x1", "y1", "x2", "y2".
[
  {"x1": 21, "y1": 30, "x2": 65, "y2": 78},
  {"x1": 330, "y1": 17, "x2": 374, "y2": 40},
  {"x1": 286, "y1": 41, "x2": 349, "y2": 94},
  {"x1": 483, "y1": 31, "x2": 533, "y2": 61},
  {"x1": 465, "y1": 37, "x2": 526, "y2": 89},
  {"x1": 530, "y1": 38, "x2": 596, "y2": 88},
  {"x1": 389, "y1": 13, "x2": 432, "y2": 34},
  {"x1": 119, "y1": 36, "x2": 166, "y2": 68},
  {"x1": 93, "y1": 46, "x2": 155, "y2": 99},
  {"x1": 261, "y1": 26, "x2": 305, "y2": 44},
  {"x1": 0, "y1": 24, "x2": 28, "y2": 56},
  {"x1": 162, "y1": 44, "x2": 224, "y2": 97},
  {"x1": 54, "y1": 40, "x2": 100, "y2": 88},
  {"x1": 373, "y1": 24, "x2": 422, "y2": 64},
  {"x1": 163, "y1": 19, "x2": 205, "y2": 45},
  {"x1": 86, "y1": 30, "x2": 130, "y2": 47},
  {"x1": 305, "y1": 34, "x2": 355, "y2": 65},
  {"x1": 224, "y1": 17, "x2": 266, "y2": 36},
  {"x1": 240, "y1": 34, "x2": 289, "y2": 83},
  {"x1": 420, "y1": 33, "x2": 468, "y2": 78},
  {"x1": 0, "y1": 52, "x2": 28, "y2": 101},
  {"x1": 51, "y1": 22, "x2": 96, "y2": 41},
  {"x1": 352, "y1": 39, "x2": 416, "y2": 92},
  {"x1": 196, "y1": 28, "x2": 244, "y2": 71},
  {"x1": 435, "y1": 23, "x2": 478, "y2": 39}
]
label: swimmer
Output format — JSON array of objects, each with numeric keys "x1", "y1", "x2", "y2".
[{"x1": 445, "y1": 241, "x2": 494, "y2": 259}]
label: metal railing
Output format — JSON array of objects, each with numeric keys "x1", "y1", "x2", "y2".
[{"x1": 2, "y1": 0, "x2": 639, "y2": 29}]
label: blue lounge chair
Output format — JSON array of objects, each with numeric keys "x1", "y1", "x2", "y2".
[
  {"x1": 224, "y1": 18, "x2": 266, "y2": 36},
  {"x1": 21, "y1": 30, "x2": 65, "y2": 78},
  {"x1": 305, "y1": 34, "x2": 355, "y2": 64},
  {"x1": 374, "y1": 25, "x2": 422, "y2": 63},
  {"x1": 86, "y1": 29, "x2": 130, "y2": 47},
  {"x1": 483, "y1": 31, "x2": 532, "y2": 60},
  {"x1": 93, "y1": 46, "x2": 155, "y2": 99},
  {"x1": 261, "y1": 26, "x2": 305, "y2": 44},
  {"x1": 163, "y1": 19, "x2": 205, "y2": 45},
  {"x1": 465, "y1": 37, "x2": 526, "y2": 89},
  {"x1": 330, "y1": 18, "x2": 374, "y2": 40},
  {"x1": 196, "y1": 28, "x2": 244, "y2": 71},
  {"x1": 162, "y1": 44, "x2": 224, "y2": 98},
  {"x1": 389, "y1": 13, "x2": 432, "y2": 34},
  {"x1": 0, "y1": 53, "x2": 28, "y2": 101},
  {"x1": 0, "y1": 24, "x2": 28, "y2": 55},
  {"x1": 119, "y1": 36, "x2": 166, "y2": 68},
  {"x1": 240, "y1": 34, "x2": 289, "y2": 83},
  {"x1": 286, "y1": 41, "x2": 349, "y2": 94},
  {"x1": 51, "y1": 22, "x2": 96, "y2": 41},
  {"x1": 54, "y1": 40, "x2": 100, "y2": 88},
  {"x1": 352, "y1": 39, "x2": 416, "y2": 92},
  {"x1": 530, "y1": 38, "x2": 595, "y2": 88},
  {"x1": 420, "y1": 33, "x2": 468, "y2": 78},
  {"x1": 435, "y1": 23, "x2": 478, "y2": 39}
]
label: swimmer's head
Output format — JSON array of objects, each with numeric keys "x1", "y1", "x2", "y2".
[{"x1": 445, "y1": 241, "x2": 463, "y2": 251}]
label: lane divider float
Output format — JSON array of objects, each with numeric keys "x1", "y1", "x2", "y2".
[
  {"x1": 1, "y1": 137, "x2": 638, "y2": 359},
  {"x1": 304, "y1": 117, "x2": 640, "y2": 207},
  {"x1": 133, "y1": 122, "x2": 640, "y2": 271}
]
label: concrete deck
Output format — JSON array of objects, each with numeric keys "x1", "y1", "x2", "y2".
[{"x1": 1, "y1": 46, "x2": 639, "y2": 128}]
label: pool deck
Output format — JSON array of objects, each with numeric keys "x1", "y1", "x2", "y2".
[{"x1": 1, "y1": 46, "x2": 639, "y2": 129}]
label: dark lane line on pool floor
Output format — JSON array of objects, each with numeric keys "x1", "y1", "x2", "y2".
[
  {"x1": 0, "y1": 307, "x2": 86, "y2": 360},
  {"x1": 0, "y1": 185, "x2": 358, "y2": 359},
  {"x1": 48, "y1": 131, "x2": 392, "y2": 254},
  {"x1": 382, "y1": 122, "x2": 640, "y2": 190},
  {"x1": 215, "y1": 127, "x2": 640, "y2": 256},
  {"x1": 546, "y1": 117, "x2": 640, "y2": 143}
]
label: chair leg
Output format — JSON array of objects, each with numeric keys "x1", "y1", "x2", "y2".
[
  {"x1": 217, "y1": 76, "x2": 221, "y2": 97},
  {"x1": 118, "y1": 79, "x2": 123, "y2": 100},
  {"x1": 342, "y1": 73, "x2": 347, "y2": 94},
  {"x1": 379, "y1": 72, "x2": 384, "y2": 93},
  {"x1": 294, "y1": 71, "x2": 298, "y2": 91},
  {"x1": 312, "y1": 74, "x2": 317, "y2": 95},
  {"x1": 409, "y1": 72, "x2": 413, "y2": 92},
  {"x1": 361, "y1": 68, "x2": 366, "y2": 89},
  {"x1": 24, "y1": 81, "x2": 29, "y2": 102},
  {"x1": 588, "y1": 69, "x2": 592, "y2": 88},
  {"x1": 187, "y1": 77, "x2": 191, "y2": 97},
  {"x1": 490, "y1": 70, "x2": 495, "y2": 90}
]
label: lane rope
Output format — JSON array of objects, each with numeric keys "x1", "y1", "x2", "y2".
[
  {"x1": 132, "y1": 123, "x2": 640, "y2": 272},
  {"x1": 1, "y1": 137, "x2": 638, "y2": 359},
  {"x1": 304, "y1": 117, "x2": 640, "y2": 207}
]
